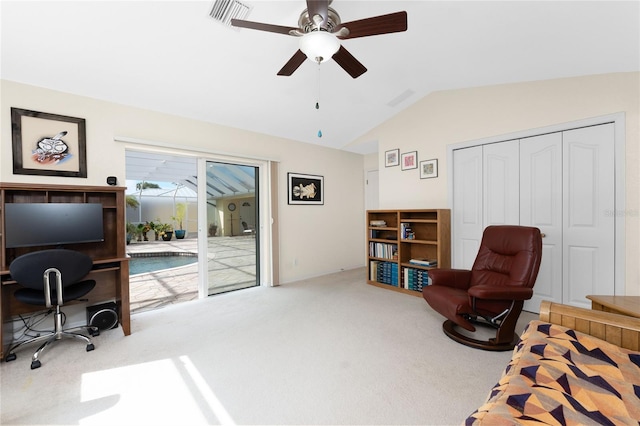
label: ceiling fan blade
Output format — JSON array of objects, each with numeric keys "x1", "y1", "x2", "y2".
[
  {"x1": 335, "y1": 11, "x2": 408, "y2": 39},
  {"x1": 306, "y1": 0, "x2": 329, "y2": 27},
  {"x1": 277, "y1": 50, "x2": 308, "y2": 76},
  {"x1": 332, "y1": 45, "x2": 367, "y2": 79},
  {"x1": 231, "y1": 18, "x2": 299, "y2": 35}
]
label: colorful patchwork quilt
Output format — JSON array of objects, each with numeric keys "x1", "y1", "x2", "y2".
[{"x1": 466, "y1": 320, "x2": 640, "y2": 425}]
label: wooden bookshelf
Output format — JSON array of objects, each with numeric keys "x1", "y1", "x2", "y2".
[
  {"x1": 367, "y1": 209, "x2": 450, "y2": 296},
  {"x1": 0, "y1": 183, "x2": 130, "y2": 358}
]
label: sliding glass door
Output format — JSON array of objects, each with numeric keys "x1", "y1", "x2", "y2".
[{"x1": 204, "y1": 161, "x2": 259, "y2": 295}]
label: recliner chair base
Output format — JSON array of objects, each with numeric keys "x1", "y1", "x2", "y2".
[{"x1": 442, "y1": 319, "x2": 519, "y2": 351}]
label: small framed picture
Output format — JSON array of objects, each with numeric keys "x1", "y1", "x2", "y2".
[
  {"x1": 385, "y1": 149, "x2": 399, "y2": 167},
  {"x1": 288, "y1": 172, "x2": 324, "y2": 205},
  {"x1": 420, "y1": 159, "x2": 438, "y2": 179},
  {"x1": 401, "y1": 151, "x2": 418, "y2": 170}
]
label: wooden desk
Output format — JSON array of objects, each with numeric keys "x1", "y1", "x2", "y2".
[
  {"x1": 586, "y1": 295, "x2": 640, "y2": 319},
  {"x1": 1, "y1": 259, "x2": 131, "y2": 351},
  {"x1": 0, "y1": 183, "x2": 131, "y2": 359}
]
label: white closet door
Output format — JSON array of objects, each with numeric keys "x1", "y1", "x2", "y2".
[
  {"x1": 365, "y1": 169, "x2": 379, "y2": 211},
  {"x1": 452, "y1": 146, "x2": 483, "y2": 269},
  {"x1": 483, "y1": 141, "x2": 520, "y2": 227},
  {"x1": 520, "y1": 132, "x2": 563, "y2": 311},
  {"x1": 563, "y1": 124, "x2": 615, "y2": 309},
  {"x1": 451, "y1": 123, "x2": 616, "y2": 312}
]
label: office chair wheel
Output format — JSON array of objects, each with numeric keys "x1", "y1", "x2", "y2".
[
  {"x1": 5, "y1": 353, "x2": 17, "y2": 362},
  {"x1": 86, "y1": 343, "x2": 95, "y2": 352},
  {"x1": 31, "y1": 360, "x2": 41, "y2": 369},
  {"x1": 89, "y1": 327, "x2": 100, "y2": 337}
]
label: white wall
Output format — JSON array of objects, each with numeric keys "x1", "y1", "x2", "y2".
[
  {"x1": 1, "y1": 80, "x2": 366, "y2": 284},
  {"x1": 126, "y1": 197, "x2": 198, "y2": 237},
  {"x1": 6, "y1": 73, "x2": 638, "y2": 293},
  {"x1": 353, "y1": 72, "x2": 640, "y2": 295}
]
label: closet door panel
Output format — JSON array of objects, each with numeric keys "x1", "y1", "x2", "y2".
[
  {"x1": 520, "y1": 133, "x2": 563, "y2": 311},
  {"x1": 451, "y1": 121, "x2": 617, "y2": 313},
  {"x1": 563, "y1": 124, "x2": 615, "y2": 308},
  {"x1": 453, "y1": 146, "x2": 483, "y2": 269},
  {"x1": 483, "y1": 141, "x2": 519, "y2": 227}
]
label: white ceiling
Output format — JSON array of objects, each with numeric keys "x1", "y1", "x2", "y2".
[{"x1": 2, "y1": 1, "x2": 639, "y2": 155}]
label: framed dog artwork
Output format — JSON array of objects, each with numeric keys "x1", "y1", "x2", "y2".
[{"x1": 288, "y1": 172, "x2": 324, "y2": 205}]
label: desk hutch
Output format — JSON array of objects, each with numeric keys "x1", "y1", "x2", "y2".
[{"x1": 0, "y1": 183, "x2": 130, "y2": 358}]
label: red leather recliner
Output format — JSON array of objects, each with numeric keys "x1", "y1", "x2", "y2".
[{"x1": 423, "y1": 225, "x2": 543, "y2": 351}]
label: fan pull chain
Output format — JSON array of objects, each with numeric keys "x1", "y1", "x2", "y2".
[{"x1": 316, "y1": 61, "x2": 322, "y2": 138}]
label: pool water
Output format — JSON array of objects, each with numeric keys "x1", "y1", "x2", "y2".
[{"x1": 129, "y1": 255, "x2": 197, "y2": 275}]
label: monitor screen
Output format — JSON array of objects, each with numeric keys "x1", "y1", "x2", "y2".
[{"x1": 4, "y1": 203, "x2": 104, "y2": 248}]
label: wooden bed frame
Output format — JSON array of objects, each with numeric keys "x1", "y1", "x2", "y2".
[{"x1": 540, "y1": 300, "x2": 640, "y2": 351}]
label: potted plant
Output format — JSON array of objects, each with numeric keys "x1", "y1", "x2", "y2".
[
  {"x1": 208, "y1": 223, "x2": 218, "y2": 237},
  {"x1": 156, "y1": 222, "x2": 173, "y2": 241},
  {"x1": 172, "y1": 202, "x2": 187, "y2": 239},
  {"x1": 149, "y1": 219, "x2": 161, "y2": 241},
  {"x1": 136, "y1": 222, "x2": 151, "y2": 241},
  {"x1": 126, "y1": 222, "x2": 137, "y2": 244},
  {"x1": 145, "y1": 222, "x2": 153, "y2": 240}
]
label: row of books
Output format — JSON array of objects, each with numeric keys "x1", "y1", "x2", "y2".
[
  {"x1": 369, "y1": 242, "x2": 398, "y2": 260},
  {"x1": 369, "y1": 261, "x2": 399, "y2": 286},
  {"x1": 403, "y1": 267, "x2": 431, "y2": 291}
]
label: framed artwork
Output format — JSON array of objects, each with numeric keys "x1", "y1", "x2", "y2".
[
  {"x1": 288, "y1": 172, "x2": 324, "y2": 205},
  {"x1": 384, "y1": 149, "x2": 399, "y2": 167},
  {"x1": 11, "y1": 107, "x2": 87, "y2": 178},
  {"x1": 401, "y1": 151, "x2": 418, "y2": 170},
  {"x1": 420, "y1": 159, "x2": 438, "y2": 179}
]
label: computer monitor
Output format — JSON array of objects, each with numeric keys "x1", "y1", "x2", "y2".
[{"x1": 4, "y1": 203, "x2": 104, "y2": 248}]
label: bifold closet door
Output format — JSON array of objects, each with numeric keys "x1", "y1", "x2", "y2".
[
  {"x1": 483, "y1": 141, "x2": 520, "y2": 226},
  {"x1": 561, "y1": 124, "x2": 615, "y2": 308},
  {"x1": 452, "y1": 145, "x2": 483, "y2": 269},
  {"x1": 520, "y1": 133, "x2": 563, "y2": 311},
  {"x1": 452, "y1": 123, "x2": 616, "y2": 312}
]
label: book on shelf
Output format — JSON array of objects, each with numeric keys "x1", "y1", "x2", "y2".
[
  {"x1": 409, "y1": 258, "x2": 437, "y2": 266},
  {"x1": 400, "y1": 223, "x2": 415, "y2": 240},
  {"x1": 402, "y1": 267, "x2": 431, "y2": 291},
  {"x1": 370, "y1": 261, "x2": 398, "y2": 286},
  {"x1": 370, "y1": 260, "x2": 379, "y2": 281},
  {"x1": 369, "y1": 242, "x2": 398, "y2": 260}
]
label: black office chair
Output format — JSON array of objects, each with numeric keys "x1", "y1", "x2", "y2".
[{"x1": 5, "y1": 249, "x2": 98, "y2": 369}]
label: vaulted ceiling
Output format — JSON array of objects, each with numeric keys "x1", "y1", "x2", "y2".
[{"x1": 2, "y1": 1, "x2": 638, "y2": 156}]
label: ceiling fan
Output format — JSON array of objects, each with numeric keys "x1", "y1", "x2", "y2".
[{"x1": 231, "y1": 0, "x2": 407, "y2": 79}]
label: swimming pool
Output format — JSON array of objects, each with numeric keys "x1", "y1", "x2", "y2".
[{"x1": 129, "y1": 252, "x2": 198, "y2": 275}]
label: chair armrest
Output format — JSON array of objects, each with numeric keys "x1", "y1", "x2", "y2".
[
  {"x1": 468, "y1": 285, "x2": 533, "y2": 301},
  {"x1": 429, "y1": 269, "x2": 472, "y2": 290}
]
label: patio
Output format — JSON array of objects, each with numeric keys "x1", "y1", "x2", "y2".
[{"x1": 126, "y1": 235, "x2": 257, "y2": 314}]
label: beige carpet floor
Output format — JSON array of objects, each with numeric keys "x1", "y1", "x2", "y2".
[{"x1": 0, "y1": 267, "x2": 535, "y2": 425}]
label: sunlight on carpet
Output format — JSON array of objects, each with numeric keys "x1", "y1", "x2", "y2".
[{"x1": 79, "y1": 357, "x2": 235, "y2": 425}]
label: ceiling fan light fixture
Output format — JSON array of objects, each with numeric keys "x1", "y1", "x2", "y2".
[{"x1": 299, "y1": 31, "x2": 340, "y2": 63}]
